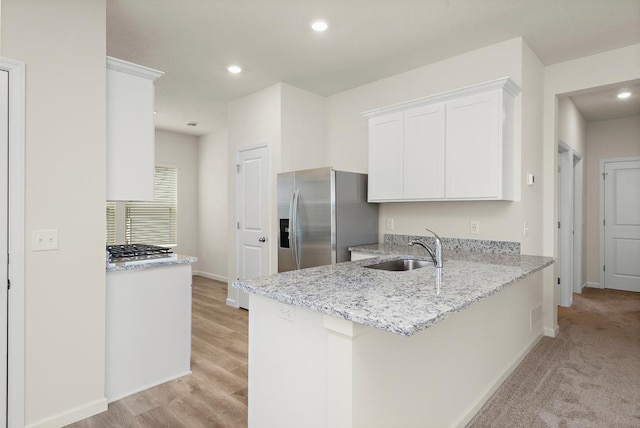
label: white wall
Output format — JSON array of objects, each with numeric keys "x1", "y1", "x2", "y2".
[
  {"x1": 585, "y1": 115, "x2": 640, "y2": 285},
  {"x1": 155, "y1": 129, "x2": 199, "y2": 258},
  {"x1": 227, "y1": 84, "x2": 282, "y2": 304},
  {"x1": 197, "y1": 130, "x2": 229, "y2": 281},
  {"x1": 520, "y1": 40, "x2": 545, "y2": 255},
  {"x1": 558, "y1": 97, "x2": 587, "y2": 156},
  {"x1": 1, "y1": 0, "x2": 108, "y2": 426},
  {"x1": 325, "y1": 38, "x2": 524, "y2": 243},
  {"x1": 225, "y1": 83, "x2": 330, "y2": 302},
  {"x1": 281, "y1": 83, "x2": 327, "y2": 172}
]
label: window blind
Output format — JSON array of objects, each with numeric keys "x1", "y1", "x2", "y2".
[
  {"x1": 106, "y1": 201, "x2": 116, "y2": 245},
  {"x1": 125, "y1": 166, "x2": 178, "y2": 246}
]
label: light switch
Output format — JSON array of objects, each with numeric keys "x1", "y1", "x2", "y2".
[
  {"x1": 386, "y1": 218, "x2": 394, "y2": 230},
  {"x1": 32, "y1": 229, "x2": 59, "y2": 251}
]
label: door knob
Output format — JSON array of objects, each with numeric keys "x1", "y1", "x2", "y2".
[{"x1": 258, "y1": 237, "x2": 267, "y2": 243}]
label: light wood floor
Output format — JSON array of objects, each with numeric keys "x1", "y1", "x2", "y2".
[{"x1": 68, "y1": 276, "x2": 248, "y2": 428}]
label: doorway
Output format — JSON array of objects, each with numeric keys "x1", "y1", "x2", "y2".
[
  {"x1": 235, "y1": 144, "x2": 270, "y2": 309},
  {"x1": 0, "y1": 57, "x2": 25, "y2": 428},
  {"x1": 600, "y1": 157, "x2": 640, "y2": 292},
  {"x1": 557, "y1": 142, "x2": 584, "y2": 307}
]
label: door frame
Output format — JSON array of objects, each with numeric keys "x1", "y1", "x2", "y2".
[
  {"x1": 229, "y1": 142, "x2": 270, "y2": 309},
  {"x1": 572, "y1": 152, "x2": 583, "y2": 294},
  {"x1": 557, "y1": 141, "x2": 584, "y2": 306},
  {"x1": 557, "y1": 142, "x2": 573, "y2": 307},
  {"x1": 599, "y1": 156, "x2": 640, "y2": 289},
  {"x1": 0, "y1": 57, "x2": 25, "y2": 428}
]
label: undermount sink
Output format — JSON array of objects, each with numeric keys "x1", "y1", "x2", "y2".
[{"x1": 365, "y1": 259, "x2": 432, "y2": 271}]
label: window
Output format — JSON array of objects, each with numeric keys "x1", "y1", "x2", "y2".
[
  {"x1": 106, "y1": 201, "x2": 116, "y2": 245},
  {"x1": 105, "y1": 166, "x2": 178, "y2": 246},
  {"x1": 126, "y1": 166, "x2": 178, "y2": 246}
]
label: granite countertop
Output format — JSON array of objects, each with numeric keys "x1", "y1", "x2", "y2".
[
  {"x1": 107, "y1": 254, "x2": 198, "y2": 272},
  {"x1": 233, "y1": 246, "x2": 553, "y2": 337}
]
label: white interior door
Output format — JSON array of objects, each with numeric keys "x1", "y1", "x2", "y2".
[
  {"x1": 237, "y1": 146, "x2": 270, "y2": 309},
  {"x1": 603, "y1": 158, "x2": 640, "y2": 292},
  {"x1": 0, "y1": 69, "x2": 9, "y2": 425}
]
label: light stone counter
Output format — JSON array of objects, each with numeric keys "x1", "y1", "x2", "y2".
[
  {"x1": 233, "y1": 250, "x2": 553, "y2": 337},
  {"x1": 106, "y1": 254, "x2": 197, "y2": 272}
]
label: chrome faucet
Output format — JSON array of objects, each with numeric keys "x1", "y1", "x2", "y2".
[{"x1": 408, "y1": 228, "x2": 443, "y2": 268}]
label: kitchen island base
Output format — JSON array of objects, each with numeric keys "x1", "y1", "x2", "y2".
[
  {"x1": 106, "y1": 263, "x2": 193, "y2": 402},
  {"x1": 248, "y1": 268, "x2": 548, "y2": 428}
]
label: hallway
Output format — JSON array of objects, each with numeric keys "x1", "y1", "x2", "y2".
[{"x1": 470, "y1": 287, "x2": 640, "y2": 427}]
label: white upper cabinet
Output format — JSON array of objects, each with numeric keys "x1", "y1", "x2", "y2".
[
  {"x1": 363, "y1": 77, "x2": 519, "y2": 202},
  {"x1": 107, "y1": 57, "x2": 163, "y2": 201},
  {"x1": 368, "y1": 113, "x2": 404, "y2": 200},
  {"x1": 403, "y1": 103, "x2": 446, "y2": 199}
]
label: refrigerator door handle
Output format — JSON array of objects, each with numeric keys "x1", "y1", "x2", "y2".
[{"x1": 290, "y1": 189, "x2": 301, "y2": 269}]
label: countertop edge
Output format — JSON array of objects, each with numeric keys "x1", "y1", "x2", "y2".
[{"x1": 106, "y1": 254, "x2": 198, "y2": 272}]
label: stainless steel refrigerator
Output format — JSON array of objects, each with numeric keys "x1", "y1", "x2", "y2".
[{"x1": 278, "y1": 167, "x2": 379, "y2": 272}]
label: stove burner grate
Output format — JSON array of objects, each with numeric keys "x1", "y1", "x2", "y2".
[{"x1": 107, "y1": 244, "x2": 173, "y2": 260}]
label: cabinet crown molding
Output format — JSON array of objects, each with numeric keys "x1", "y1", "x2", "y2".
[
  {"x1": 362, "y1": 77, "x2": 520, "y2": 118},
  {"x1": 107, "y1": 56, "x2": 164, "y2": 81}
]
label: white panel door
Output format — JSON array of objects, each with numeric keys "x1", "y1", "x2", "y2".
[
  {"x1": 403, "y1": 103, "x2": 445, "y2": 199},
  {"x1": 237, "y1": 146, "x2": 270, "y2": 309},
  {"x1": 445, "y1": 91, "x2": 500, "y2": 199},
  {"x1": 368, "y1": 113, "x2": 403, "y2": 201},
  {"x1": 0, "y1": 69, "x2": 8, "y2": 425},
  {"x1": 604, "y1": 159, "x2": 640, "y2": 292}
]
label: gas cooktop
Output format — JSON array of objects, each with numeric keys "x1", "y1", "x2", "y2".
[{"x1": 107, "y1": 244, "x2": 173, "y2": 262}]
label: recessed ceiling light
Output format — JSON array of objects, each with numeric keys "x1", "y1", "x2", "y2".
[
  {"x1": 617, "y1": 91, "x2": 631, "y2": 99},
  {"x1": 311, "y1": 20, "x2": 328, "y2": 32},
  {"x1": 227, "y1": 65, "x2": 242, "y2": 74},
  {"x1": 186, "y1": 122, "x2": 199, "y2": 127}
]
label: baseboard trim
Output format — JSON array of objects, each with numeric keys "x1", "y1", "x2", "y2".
[
  {"x1": 107, "y1": 370, "x2": 192, "y2": 403},
  {"x1": 25, "y1": 397, "x2": 108, "y2": 428},
  {"x1": 193, "y1": 271, "x2": 227, "y2": 283},
  {"x1": 226, "y1": 298, "x2": 239, "y2": 308},
  {"x1": 544, "y1": 325, "x2": 560, "y2": 337},
  {"x1": 585, "y1": 281, "x2": 602, "y2": 289},
  {"x1": 452, "y1": 333, "x2": 544, "y2": 428}
]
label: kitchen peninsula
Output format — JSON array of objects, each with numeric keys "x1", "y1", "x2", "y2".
[
  {"x1": 233, "y1": 241, "x2": 553, "y2": 428},
  {"x1": 106, "y1": 253, "x2": 197, "y2": 402}
]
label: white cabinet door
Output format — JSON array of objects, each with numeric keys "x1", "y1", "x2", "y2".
[
  {"x1": 445, "y1": 90, "x2": 501, "y2": 199},
  {"x1": 403, "y1": 104, "x2": 445, "y2": 199},
  {"x1": 368, "y1": 113, "x2": 404, "y2": 201},
  {"x1": 107, "y1": 58, "x2": 163, "y2": 201}
]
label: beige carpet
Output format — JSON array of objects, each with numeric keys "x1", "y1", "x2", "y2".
[{"x1": 468, "y1": 287, "x2": 640, "y2": 428}]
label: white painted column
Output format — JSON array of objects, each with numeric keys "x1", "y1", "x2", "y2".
[{"x1": 323, "y1": 316, "x2": 368, "y2": 428}]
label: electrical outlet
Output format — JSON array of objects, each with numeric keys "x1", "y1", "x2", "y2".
[
  {"x1": 277, "y1": 303, "x2": 296, "y2": 322},
  {"x1": 470, "y1": 220, "x2": 480, "y2": 235},
  {"x1": 32, "y1": 229, "x2": 59, "y2": 251},
  {"x1": 386, "y1": 218, "x2": 394, "y2": 230}
]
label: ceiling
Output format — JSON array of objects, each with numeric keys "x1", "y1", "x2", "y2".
[
  {"x1": 107, "y1": 0, "x2": 640, "y2": 136},
  {"x1": 569, "y1": 81, "x2": 640, "y2": 122}
]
